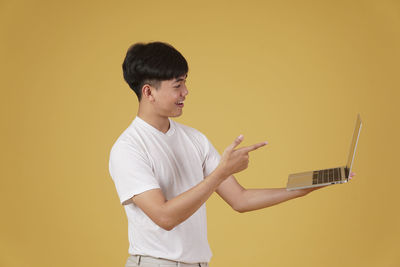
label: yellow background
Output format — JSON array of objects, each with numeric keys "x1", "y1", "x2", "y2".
[{"x1": 1, "y1": 0, "x2": 399, "y2": 266}]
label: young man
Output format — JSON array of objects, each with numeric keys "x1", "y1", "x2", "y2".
[{"x1": 109, "y1": 42, "x2": 354, "y2": 267}]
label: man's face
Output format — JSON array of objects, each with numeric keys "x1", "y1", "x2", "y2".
[{"x1": 151, "y1": 74, "x2": 188, "y2": 118}]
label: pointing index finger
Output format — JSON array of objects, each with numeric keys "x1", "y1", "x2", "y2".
[{"x1": 242, "y1": 141, "x2": 268, "y2": 153}]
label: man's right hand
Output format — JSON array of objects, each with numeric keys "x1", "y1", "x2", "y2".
[{"x1": 217, "y1": 135, "x2": 268, "y2": 179}]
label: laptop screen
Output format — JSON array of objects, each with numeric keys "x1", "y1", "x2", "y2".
[{"x1": 346, "y1": 114, "x2": 362, "y2": 174}]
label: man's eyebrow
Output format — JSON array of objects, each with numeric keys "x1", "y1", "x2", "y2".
[{"x1": 173, "y1": 74, "x2": 188, "y2": 83}]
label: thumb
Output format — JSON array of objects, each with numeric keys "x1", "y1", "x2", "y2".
[{"x1": 225, "y1": 134, "x2": 244, "y2": 152}]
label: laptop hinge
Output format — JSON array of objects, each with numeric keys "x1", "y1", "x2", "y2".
[{"x1": 344, "y1": 167, "x2": 349, "y2": 179}]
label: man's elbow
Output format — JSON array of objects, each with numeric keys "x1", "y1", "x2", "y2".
[
  {"x1": 157, "y1": 215, "x2": 178, "y2": 231},
  {"x1": 232, "y1": 202, "x2": 248, "y2": 213}
]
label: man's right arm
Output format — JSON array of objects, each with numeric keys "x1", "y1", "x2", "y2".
[{"x1": 130, "y1": 135, "x2": 267, "y2": 231}]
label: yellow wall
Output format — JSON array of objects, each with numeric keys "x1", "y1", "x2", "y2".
[{"x1": 1, "y1": 0, "x2": 399, "y2": 266}]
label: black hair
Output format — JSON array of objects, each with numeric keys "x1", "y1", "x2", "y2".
[{"x1": 122, "y1": 41, "x2": 189, "y2": 100}]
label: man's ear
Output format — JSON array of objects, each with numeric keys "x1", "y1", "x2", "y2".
[{"x1": 141, "y1": 84, "x2": 155, "y2": 102}]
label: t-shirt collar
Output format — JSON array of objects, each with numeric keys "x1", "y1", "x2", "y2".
[{"x1": 134, "y1": 116, "x2": 176, "y2": 137}]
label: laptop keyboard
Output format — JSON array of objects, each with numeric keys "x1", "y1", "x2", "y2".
[{"x1": 312, "y1": 168, "x2": 342, "y2": 184}]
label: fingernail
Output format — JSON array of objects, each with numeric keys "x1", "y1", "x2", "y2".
[{"x1": 238, "y1": 134, "x2": 243, "y2": 139}]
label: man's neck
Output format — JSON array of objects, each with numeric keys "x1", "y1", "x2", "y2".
[{"x1": 137, "y1": 106, "x2": 170, "y2": 134}]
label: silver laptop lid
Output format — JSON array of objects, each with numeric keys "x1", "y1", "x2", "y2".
[{"x1": 346, "y1": 114, "x2": 362, "y2": 175}]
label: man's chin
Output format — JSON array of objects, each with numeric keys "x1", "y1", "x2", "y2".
[
  {"x1": 170, "y1": 113, "x2": 183, "y2": 118},
  {"x1": 169, "y1": 110, "x2": 183, "y2": 118}
]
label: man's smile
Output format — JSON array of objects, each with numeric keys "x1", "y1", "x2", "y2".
[{"x1": 176, "y1": 100, "x2": 184, "y2": 108}]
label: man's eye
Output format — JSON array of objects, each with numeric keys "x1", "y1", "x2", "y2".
[{"x1": 174, "y1": 85, "x2": 181, "y2": 88}]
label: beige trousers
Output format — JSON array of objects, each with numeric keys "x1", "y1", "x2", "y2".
[{"x1": 125, "y1": 255, "x2": 209, "y2": 267}]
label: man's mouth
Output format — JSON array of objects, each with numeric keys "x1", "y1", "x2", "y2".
[{"x1": 176, "y1": 101, "x2": 184, "y2": 108}]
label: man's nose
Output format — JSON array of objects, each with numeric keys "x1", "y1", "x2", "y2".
[{"x1": 182, "y1": 85, "x2": 189, "y2": 96}]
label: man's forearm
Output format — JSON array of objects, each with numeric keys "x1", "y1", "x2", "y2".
[
  {"x1": 159, "y1": 167, "x2": 228, "y2": 229},
  {"x1": 236, "y1": 188, "x2": 306, "y2": 213}
]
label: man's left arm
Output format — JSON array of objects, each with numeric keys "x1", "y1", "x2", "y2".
[{"x1": 216, "y1": 173, "x2": 356, "y2": 213}]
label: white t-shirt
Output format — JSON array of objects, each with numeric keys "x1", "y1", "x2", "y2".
[{"x1": 108, "y1": 116, "x2": 220, "y2": 263}]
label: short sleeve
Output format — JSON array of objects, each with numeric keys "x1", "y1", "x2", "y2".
[
  {"x1": 109, "y1": 142, "x2": 160, "y2": 205},
  {"x1": 201, "y1": 135, "x2": 221, "y2": 177}
]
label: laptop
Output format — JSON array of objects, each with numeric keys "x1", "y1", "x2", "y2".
[{"x1": 286, "y1": 114, "x2": 362, "y2": 191}]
